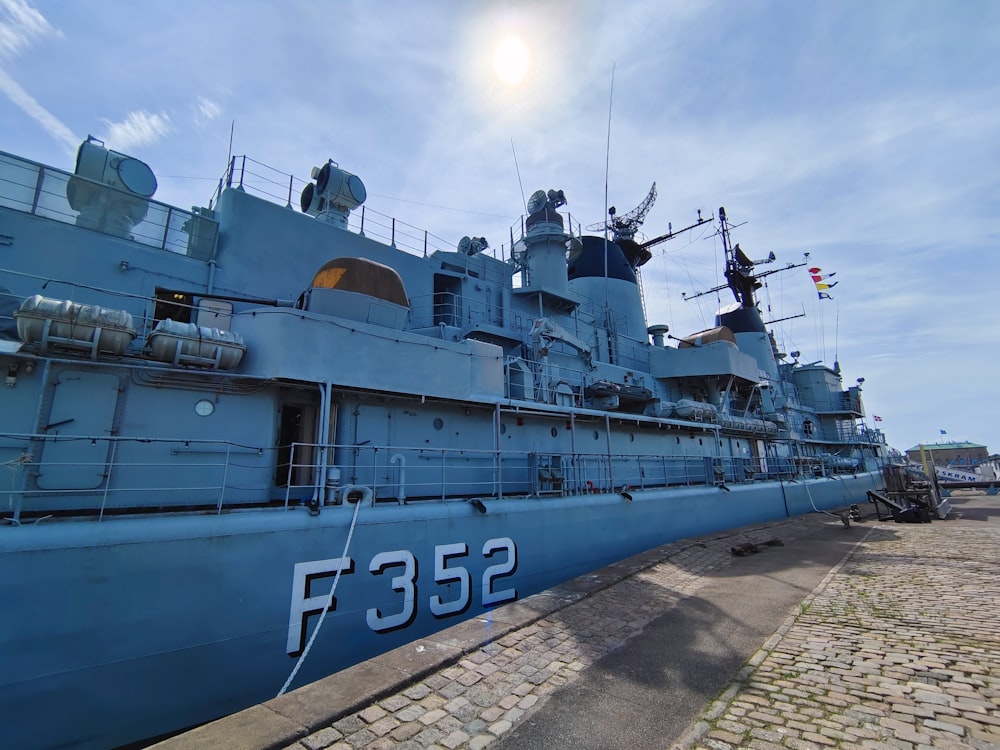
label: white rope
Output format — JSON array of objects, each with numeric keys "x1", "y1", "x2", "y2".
[
  {"x1": 277, "y1": 493, "x2": 364, "y2": 697},
  {"x1": 802, "y1": 474, "x2": 845, "y2": 519}
]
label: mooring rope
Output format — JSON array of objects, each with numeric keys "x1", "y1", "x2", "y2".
[{"x1": 277, "y1": 490, "x2": 365, "y2": 697}]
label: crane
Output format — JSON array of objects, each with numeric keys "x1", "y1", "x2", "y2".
[{"x1": 587, "y1": 182, "x2": 657, "y2": 243}]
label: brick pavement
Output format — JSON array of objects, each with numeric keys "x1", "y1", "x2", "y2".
[
  {"x1": 278, "y1": 495, "x2": 1000, "y2": 750},
  {"x1": 674, "y1": 517, "x2": 1000, "y2": 750}
]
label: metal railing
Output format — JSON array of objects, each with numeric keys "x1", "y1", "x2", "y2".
[
  {"x1": 407, "y1": 291, "x2": 526, "y2": 333},
  {"x1": 506, "y1": 211, "x2": 584, "y2": 257},
  {"x1": 799, "y1": 417, "x2": 883, "y2": 445},
  {"x1": 215, "y1": 155, "x2": 467, "y2": 260},
  {"x1": 806, "y1": 393, "x2": 862, "y2": 414},
  {"x1": 0, "y1": 151, "x2": 218, "y2": 260},
  {"x1": 1, "y1": 431, "x2": 869, "y2": 523}
]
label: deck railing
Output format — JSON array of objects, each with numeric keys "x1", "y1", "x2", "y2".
[
  {"x1": 408, "y1": 291, "x2": 527, "y2": 334},
  {"x1": 0, "y1": 151, "x2": 219, "y2": 260},
  {"x1": 0, "y1": 149, "x2": 486, "y2": 265},
  {"x1": 216, "y1": 155, "x2": 468, "y2": 260},
  {"x1": 0, "y1": 431, "x2": 871, "y2": 523}
]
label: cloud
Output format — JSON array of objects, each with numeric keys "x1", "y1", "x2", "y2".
[
  {"x1": 100, "y1": 110, "x2": 172, "y2": 152},
  {"x1": 194, "y1": 96, "x2": 221, "y2": 126},
  {"x1": 0, "y1": 0, "x2": 77, "y2": 152},
  {"x1": 0, "y1": 0, "x2": 59, "y2": 60},
  {"x1": 0, "y1": 68, "x2": 77, "y2": 151}
]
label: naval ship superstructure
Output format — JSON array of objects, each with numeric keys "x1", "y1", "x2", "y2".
[{"x1": 0, "y1": 138, "x2": 886, "y2": 749}]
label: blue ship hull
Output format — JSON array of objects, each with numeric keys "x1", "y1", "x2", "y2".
[{"x1": 1, "y1": 474, "x2": 877, "y2": 749}]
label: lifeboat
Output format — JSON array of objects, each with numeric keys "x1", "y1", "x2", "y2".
[
  {"x1": 14, "y1": 295, "x2": 136, "y2": 356},
  {"x1": 147, "y1": 319, "x2": 246, "y2": 370},
  {"x1": 584, "y1": 380, "x2": 653, "y2": 403},
  {"x1": 674, "y1": 399, "x2": 719, "y2": 421}
]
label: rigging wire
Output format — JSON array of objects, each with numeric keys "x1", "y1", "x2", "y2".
[
  {"x1": 510, "y1": 138, "x2": 527, "y2": 215},
  {"x1": 834, "y1": 300, "x2": 840, "y2": 365},
  {"x1": 812, "y1": 285, "x2": 824, "y2": 362},
  {"x1": 650, "y1": 221, "x2": 712, "y2": 333},
  {"x1": 368, "y1": 194, "x2": 513, "y2": 220}
]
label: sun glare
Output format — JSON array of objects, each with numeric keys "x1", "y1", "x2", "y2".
[{"x1": 493, "y1": 34, "x2": 529, "y2": 86}]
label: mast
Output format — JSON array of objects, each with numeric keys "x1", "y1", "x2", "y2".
[
  {"x1": 684, "y1": 207, "x2": 803, "y2": 310},
  {"x1": 682, "y1": 207, "x2": 805, "y2": 379},
  {"x1": 720, "y1": 206, "x2": 764, "y2": 309}
]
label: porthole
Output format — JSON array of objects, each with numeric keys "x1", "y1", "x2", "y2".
[
  {"x1": 194, "y1": 399, "x2": 215, "y2": 417},
  {"x1": 699, "y1": 438, "x2": 703, "y2": 446},
  {"x1": 500, "y1": 423, "x2": 507, "y2": 435},
  {"x1": 629, "y1": 433, "x2": 635, "y2": 442},
  {"x1": 593, "y1": 430, "x2": 600, "y2": 440},
  {"x1": 551, "y1": 427, "x2": 559, "y2": 438},
  {"x1": 433, "y1": 418, "x2": 444, "y2": 430}
]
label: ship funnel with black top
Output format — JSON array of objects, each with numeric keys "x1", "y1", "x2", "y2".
[{"x1": 300, "y1": 160, "x2": 367, "y2": 229}]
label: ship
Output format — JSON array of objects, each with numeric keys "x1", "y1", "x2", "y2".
[{"x1": 0, "y1": 137, "x2": 887, "y2": 749}]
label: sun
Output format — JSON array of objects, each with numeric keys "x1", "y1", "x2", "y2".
[{"x1": 493, "y1": 34, "x2": 529, "y2": 86}]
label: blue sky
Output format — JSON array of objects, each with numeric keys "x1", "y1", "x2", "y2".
[{"x1": 2, "y1": 0, "x2": 999, "y2": 455}]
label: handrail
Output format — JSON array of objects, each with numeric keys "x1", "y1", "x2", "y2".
[
  {"x1": 0, "y1": 151, "x2": 218, "y2": 260},
  {"x1": 0, "y1": 431, "x2": 873, "y2": 523},
  {"x1": 211, "y1": 155, "x2": 488, "y2": 261}
]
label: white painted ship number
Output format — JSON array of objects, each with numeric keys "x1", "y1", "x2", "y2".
[{"x1": 287, "y1": 537, "x2": 517, "y2": 655}]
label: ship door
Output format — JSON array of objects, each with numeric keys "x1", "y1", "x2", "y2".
[
  {"x1": 37, "y1": 372, "x2": 120, "y2": 490},
  {"x1": 433, "y1": 274, "x2": 462, "y2": 326},
  {"x1": 275, "y1": 398, "x2": 318, "y2": 488},
  {"x1": 754, "y1": 439, "x2": 768, "y2": 475}
]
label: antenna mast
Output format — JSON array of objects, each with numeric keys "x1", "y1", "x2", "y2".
[
  {"x1": 683, "y1": 207, "x2": 805, "y2": 306},
  {"x1": 603, "y1": 63, "x2": 615, "y2": 301},
  {"x1": 510, "y1": 139, "x2": 527, "y2": 215}
]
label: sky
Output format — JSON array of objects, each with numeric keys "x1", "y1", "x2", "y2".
[{"x1": 2, "y1": 0, "x2": 999, "y2": 455}]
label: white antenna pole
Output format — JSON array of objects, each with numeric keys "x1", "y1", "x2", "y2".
[
  {"x1": 834, "y1": 300, "x2": 840, "y2": 365},
  {"x1": 510, "y1": 138, "x2": 527, "y2": 215},
  {"x1": 603, "y1": 63, "x2": 615, "y2": 304}
]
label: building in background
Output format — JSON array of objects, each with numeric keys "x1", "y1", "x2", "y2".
[{"x1": 905, "y1": 441, "x2": 989, "y2": 467}]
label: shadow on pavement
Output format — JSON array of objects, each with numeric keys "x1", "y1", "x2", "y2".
[{"x1": 494, "y1": 518, "x2": 867, "y2": 750}]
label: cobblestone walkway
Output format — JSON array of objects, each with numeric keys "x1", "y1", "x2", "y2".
[{"x1": 676, "y1": 522, "x2": 1000, "y2": 750}]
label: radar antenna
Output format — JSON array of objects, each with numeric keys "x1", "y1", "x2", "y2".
[
  {"x1": 587, "y1": 182, "x2": 657, "y2": 242},
  {"x1": 682, "y1": 207, "x2": 806, "y2": 307}
]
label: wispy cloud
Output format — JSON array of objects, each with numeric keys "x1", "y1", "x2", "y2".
[
  {"x1": 0, "y1": 0, "x2": 58, "y2": 59},
  {"x1": 0, "y1": 69, "x2": 77, "y2": 151},
  {"x1": 194, "y1": 96, "x2": 221, "y2": 126},
  {"x1": 100, "y1": 110, "x2": 172, "y2": 152},
  {"x1": 0, "y1": 0, "x2": 77, "y2": 152}
]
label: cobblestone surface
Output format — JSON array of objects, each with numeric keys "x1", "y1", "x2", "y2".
[
  {"x1": 676, "y1": 517, "x2": 1000, "y2": 750},
  {"x1": 283, "y1": 495, "x2": 1000, "y2": 750}
]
